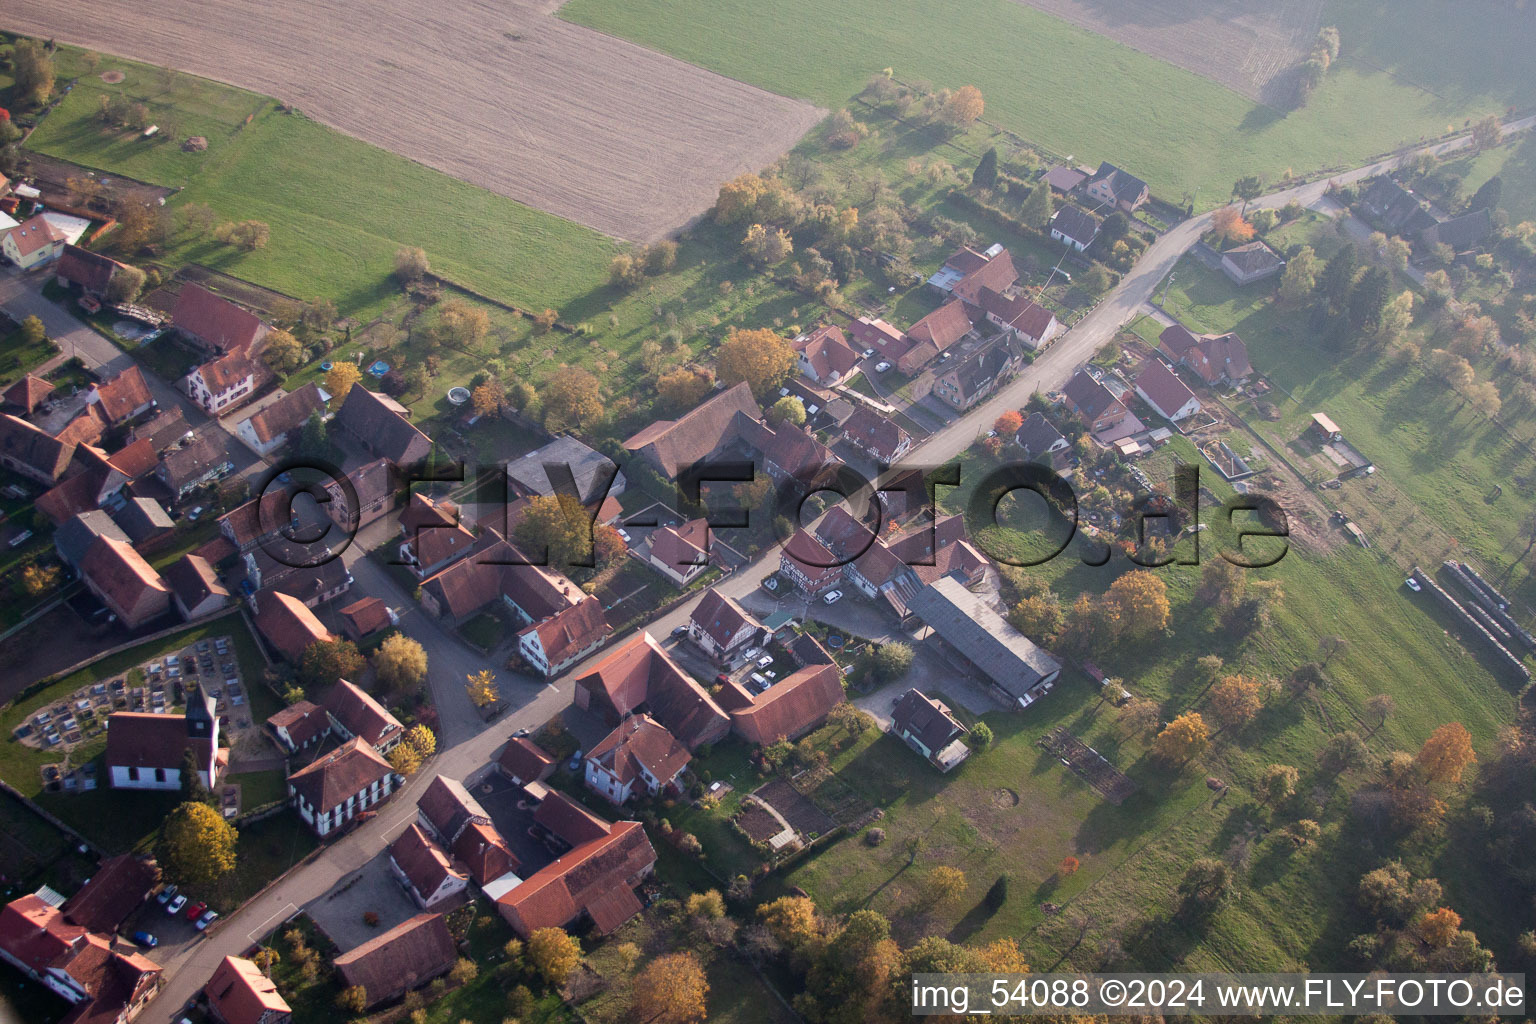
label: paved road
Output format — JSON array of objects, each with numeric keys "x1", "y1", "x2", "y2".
[{"x1": 140, "y1": 114, "x2": 1536, "y2": 1019}]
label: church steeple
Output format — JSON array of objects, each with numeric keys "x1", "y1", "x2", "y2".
[{"x1": 185, "y1": 682, "x2": 216, "y2": 738}]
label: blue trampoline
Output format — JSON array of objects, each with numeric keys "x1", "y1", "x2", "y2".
[
  {"x1": 320, "y1": 361, "x2": 333, "y2": 371},
  {"x1": 367, "y1": 360, "x2": 390, "y2": 377}
]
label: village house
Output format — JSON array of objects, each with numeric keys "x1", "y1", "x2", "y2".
[
  {"x1": 647, "y1": 518, "x2": 712, "y2": 586},
  {"x1": 734, "y1": 414, "x2": 835, "y2": 483},
  {"x1": 287, "y1": 737, "x2": 399, "y2": 837},
  {"x1": 88, "y1": 367, "x2": 155, "y2": 426},
  {"x1": 265, "y1": 700, "x2": 329, "y2": 755},
  {"x1": 584, "y1": 713, "x2": 692, "y2": 804},
  {"x1": 416, "y1": 534, "x2": 583, "y2": 627},
  {"x1": 847, "y1": 316, "x2": 913, "y2": 364},
  {"x1": 978, "y1": 288, "x2": 1061, "y2": 350},
  {"x1": 1082, "y1": 162, "x2": 1149, "y2": 213},
  {"x1": 898, "y1": 299, "x2": 975, "y2": 374},
  {"x1": 126, "y1": 407, "x2": 190, "y2": 455},
  {"x1": 324, "y1": 678, "x2": 403, "y2": 754},
  {"x1": 417, "y1": 775, "x2": 492, "y2": 847},
  {"x1": 2, "y1": 373, "x2": 53, "y2": 415},
  {"x1": 203, "y1": 955, "x2": 292, "y2": 1024},
  {"x1": 909, "y1": 574, "x2": 1062, "y2": 709},
  {"x1": 184, "y1": 351, "x2": 259, "y2": 414},
  {"x1": 495, "y1": 803, "x2": 656, "y2": 938},
  {"x1": 1063, "y1": 369, "x2": 1140, "y2": 440},
  {"x1": 389, "y1": 824, "x2": 470, "y2": 910},
  {"x1": 235, "y1": 539, "x2": 354, "y2": 613},
  {"x1": 506, "y1": 434, "x2": 625, "y2": 505},
  {"x1": 2, "y1": 214, "x2": 67, "y2": 269},
  {"x1": 779, "y1": 528, "x2": 841, "y2": 596},
  {"x1": 331, "y1": 913, "x2": 456, "y2": 1008},
  {"x1": 112, "y1": 496, "x2": 174, "y2": 545},
  {"x1": 333, "y1": 386, "x2": 432, "y2": 467},
  {"x1": 1050, "y1": 206, "x2": 1101, "y2": 252},
  {"x1": 1134, "y1": 359, "x2": 1203, "y2": 422},
  {"x1": 1041, "y1": 164, "x2": 1090, "y2": 193},
  {"x1": 840, "y1": 405, "x2": 912, "y2": 464},
  {"x1": 793, "y1": 324, "x2": 862, "y2": 385},
  {"x1": 220, "y1": 489, "x2": 302, "y2": 553},
  {"x1": 1017, "y1": 412, "x2": 1069, "y2": 462},
  {"x1": 517, "y1": 595, "x2": 610, "y2": 677},
  {"x1": 623, "y1": 380, "x2": 763, "y2": 480},
  {"x1": 60, "y1": 855, "x2": 160, "y2": 935},
  {"x1": 155, "y1": 430, "x2": 236, "y2": 499},
  {"x1": 235, "y1": 382, "x2": 326, "y2": 456},
  {"x1": 54, "y1": 244, "x2": 131, "y2": 300},
  {"x1": 890, "y1": 688, "x2": 970, "y2": 771},
  {"x1": 105, "y1": 683, "x2": 223, "y2": 791},
  {"x1": 931, "y1": 333, "x2": 1026, "y2": 412},
  {"x1": 36, "y1": 457, "x2": 125, "y2": 526},
  {"x1": 163, "y1": 554, "x2": 231, "y2": 619},
  {"x1": 1157, "y1": 324, "x2": 1253, "y2": 386},
  {"x1": 688, "y1": 590, "x2": 762, "y2": 663},
  {"x1": 78, "y1": 535, "x2": 171, "y2": 629},
  {"x1": 397, "y1": 496, "x2": 477, "y2": 579},
  {"x1": 338, "y1": 595, "x2": 393, "y2": 642},
  {"x1": 1220, "y1": 240, "x2": 1285, "y2": 286},
  {"x1": 716, "y1": 660, "x2": 845, "y2": 747},
  {"x1": 572, "y1": 632, "x2": 730, "y2": 750},
  {"x1": 172, "y1": 283, "x2": 270, "y2": 356},
  {"x1": 54, "y1": 511, "x2": 127, "y2": 569},
  {"x1": 253, "y1": 590, "x2": 335, "y2": 663},
  {"x1": 325, "y1": 457, "x2": 400, "y2": 531},
  {"x1": 453, "y1": 822, "x2": 520, "y2": 899},
  {"x1": 0, "y1": 894, "x2": 162, "y2": 1024},
  {"x1": 492, "y1": 740, "x2": 553, "y2": 791},
  {"x1": 1420, "y1": 208, "x2": 1494, "y2": 253},
  {"x1": 1358, "y1": 177, "x2": 1438, "y2": 235},
  {"x1": 0, "y1": 412, "x2": 75, "y2": 485},
  {"x1": 930, "y1": 243, "x2": 1019, "y2": 307}
]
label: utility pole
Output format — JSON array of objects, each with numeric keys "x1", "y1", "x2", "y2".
[{"x1": 1160, "y1": 272, "x2": 1176, "y2": 308}]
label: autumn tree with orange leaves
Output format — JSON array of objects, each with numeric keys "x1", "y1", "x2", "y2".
[
  {"x1": 1418, "y1": 907, "x2": 1462, "y2": 948},
  {"x1": 630, "y1": 952, "x2": 708, "y2": 1024},
  {"x1": 1153, "y1": 712, "x2": 1210, "y2": 765},
  {"x1": 1209, "y1": 674, "x2": 1262, "y2": 728},
  {"x1": 1417, "y1": 723, "x2": 1476, "y2": 784},
  {"x1": 1105, "y1": 571, "x2": 1171, "y2": 639},
  {"x1": 940, "y1": 85, "x2": 985, "y2": 126},
  {"x1": 1211, "y1": 205, "x2": 1256, "y2": 244}
]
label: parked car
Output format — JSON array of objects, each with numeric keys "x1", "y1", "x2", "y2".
[
  {"x1": 185, "y1": 900, "x2": 208, "y2": 921},
  {"x1": 166, "y1": 894, "x2": 187, "y2": 914},
  {"x1": 8, "y1": 530, "x2": 33, "y2": 548},
  {"x1": 567, "y1": 750, "x2": 584, "y2": 773},
  {"x1": 756, "y1": 654, "x2": 773, "y2": 668},
  {"x1": 1405, "y1": 578, "x2": 1422, "y2": 593},
  {"x1": 186, "y1": 506, "x2": 204, "y2": 521},
  {"x1": 156, "y1": 885, "x2": 178, "y2": 905},
  {"x1": 617, "y1": 528, "x2": 631, "y2": 542},
  {"x1": 196, "y1": 909, "x2": 219, "y2": 931},
  {"x1": 823, "y1": 589, "x2": 843, "y2": 604},
  {"x1": 131, "y1": 931, "x2": 158, "y2": 948},
  {"x1": 670, "y1": 625, "x2": 689, "y2": 639},
  {"x1": 861, "y1": 348, "x2": 875, "y2": 358},
  {"x1": 762, "y1": 575, "x2": 779, "y2": 591},
  {"x1": 874, "y1": 360, "x2": 892, "y2": 373}
]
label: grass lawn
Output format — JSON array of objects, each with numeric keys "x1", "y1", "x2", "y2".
[
  {"x1": 26, "y1": 49, "x2": 617, "y2": 323},
  {"x1": 560, "y1": 0, "x2": 1534, "y2": 209},
  {"x1": 0, "y1": 325, "x2": 57, "y2": 388},
  {"x1": 458, "y1": 610, "x2": 507, "y2": 651},
  {"x1": 228, "y1": 767, "x2": 287, "y2": 810}
]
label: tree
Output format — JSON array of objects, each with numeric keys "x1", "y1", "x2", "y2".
[
  {"x1": 19, "y1": 315, "x2": 46, "y2": 347},
  {"x1": 1471, "y1": 115, "x2": 1502, "y2": 152},
  {"x1": 434, "y1": 300, "x2": 490, "y2": 350},
  {"x1": 1420, "y1": 907, "x2": 1462, "y2": 947},
  {"x1": 972, "y1": 147, "x2": 999, "y2": 189},
  {"x1": 920, "y1": 866, "x2": 968, "y2": 908},
  {"x1": 1021, "y1": 184, "x2": 1053, "y2": 230},
  {"x1": 299, "y1": 638, "x2": 363, "y2": 689},
  {"x1": 297, "y1": 412, "x2": 327, "y2": 460},
  {"x1": 11, "y1": 39, "x2": 55, "y2": 107},
  {"x1": 527, "y1": 927, "x2": 582, "y2": 986},
  {"x1": 1317, "y1": 244, "x2": 1359, "y2": 311},
  {"x1": 1009, "y1": 593, "x2": 1062, "y2": 640},
  {"x1": 657, "y1": 367, "x2": 713, "y2": 410},
  {"x1": 1365, "y1": 693, "x2": 1396, "y2": 728},
  {"x1": 1105, "y1": 571, "x2": 1170, "y2": 638},
  {"x1": 993, "y1": 409, "x2": 1023, "y2": 435},
  {"x1": 466, "y1": 669, "x2": 499, "y2": 709},
  {"x1": 970, "y1": 722, "x2": 993, "y2": 749},
  {"x1": 1177, "y1": 858, "x2": 1232, "y2": 914},
  {"x1": 643, "y1": 240, "x2": 679, "y2": 275},
  {"x1": 940, "y1": 85, "x2": 985, "y2": 126},
  {"x1": 394, "y1": 246, "x2": 429, "y2": 285},
  {"x1": 541, "y1": 368, "x2": 603, "y2": 431},
  {"x1": 741, "y1": 223, "x2": 793, "y2": 266},
  {"x1": 471, "y1": 381, "x2": 504, "y2": 417},
  {"x1": 715, "y1": 173, "x2": 766, "y2": 224},
  {"x1": 1417, "y1": 723, "x2": 1476, "y2": 784},
  {"x1": 105, "y1": 265, "x2": 148, "y2": 305},
  {"x1": 717, "y1": 327, "x2": 796, "y2": 399},
  {"x1": 214, "y1": 220, "x2": 270, "y2": 250},
  {"x1": 1348, "y1": 266, "x2": 1392, "y2": 333},
  {"x1": 180, "y1": 203, "x2": 218, "y2": 239},
  {"x1": 1209, "y1": 674, "x2": 1261, "y2": 728},
  {"x1": 1153, "y1": 712, "x2": 1210, "y2": 765},
  {"x1": 685, "y1": 890, "x2": 726, "y2": 920},
  {"x1": 373, "y1": 633, "x2": 427, "y2": 692},
  {"x1": 1232, "y1": 174, "x2": 1265, "y2": 210},
  {"x1": 516, "y1": 494, "x2": 594, "y2": 568},
  {"x1": 336, "y1": 986, "x2": 368, "y2": 1014},
  {"x1": 1279, "y1": 245, "x2": 1319, "y2": 305},
  {"x1": 1259, "y1": 764, "x2": 1299, "y2": 807},
  {"x1": 630, "y1": 952, "x2": 707, "y2": 1024},
  {"x1": 21, "y1": 563, "x2": 59, "y2": 597},
  {"x1": 179, "y1": 746, "x2": 210, "y2": 805},
  {"x1": 868, "y1": 642, "x2": 914, "y2": 680},
  {"x1": 388, "y1": 743, "x2": 423, "y2": 775},
  {"x1": 1467, "y1": 175, "x2": 1502, "y2": 213},
  {"x1": 262, "y1": 330, "x2": 304, "y2": 374},
  {"x1": 1080, "y1": 264, "x2": 1114, "y2": 294},
  {"x1": 767, "y1": 396, "x2": 806, "y2": 427},
  {"x1": 1058, "y1": 855, "x2": 1080, "y2": 877},
  {"x1": 404, "y1": 724, "x2": 436, "y2": 758},
  {"x1": 1321, "y1": 731, "x2": 1369, "y2": 775},
  {"x1": 1211, "y1": 206, "x2": 1254, "y2": 244},
  {"x1": 609, "y1": 252, "x2": 644, "y2": 290},
  {"x1": 325, "y1": 362, "x2": 363, "y2": 402},
  {"x1": 156, "y1": 801, "x2": 238, "y2": 887},
  {"x1": 758, "y1": 896, "x2": 822, "y2": 951}
]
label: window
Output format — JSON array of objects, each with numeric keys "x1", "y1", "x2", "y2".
[
  {"x1": 127, "y1": 767, "x2": 139, "y2": 782},
  {"x1": 155, "y1": 768, "x2": 166, "y2": 783}
]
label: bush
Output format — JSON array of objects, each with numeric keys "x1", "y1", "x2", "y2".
[{"x1": 865, "y1": 828, "x2": 886, "y2": 847}]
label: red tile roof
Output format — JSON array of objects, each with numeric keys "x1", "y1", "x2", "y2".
[
  {"x1": 0, "y1": 894, "x2": 86, "y2": 972},
  {"x1": 332, "y1": 913, "x2": 455, "y2": 1007},
  {"x1": 3, "y1": 373, "x2": 52, "y2": 413},
  {"x1": 7, "y1": 214, "x2": 65, "y2": 257},
  {"x1": 587, "y1": 714, "x2": 692, "y2": 789},
  {"x1": 648, "y1": 518, "x2": 710, "y2": 573},
  {"x1": 729, "y1": 663, "x2": 845, "y2": 746},
  {"x1": 287, "y1": 737, "x2": 393, "y2": 816},
  {"x1": 243, "y1": 382, "x2": 324, "y2": 444},
  {"x1": 266, "y1": 699, "x2": 329, "y2": 750},
  {"x1": 61, "y1": 855, "x2": 158, "y2": 933},
  {"x1": 689, "y1": 589, "x2": 760, "y2": 651},
  {"x1": 339, "y1": 596, "x2": 392, "y2": 638},
  {"x1": 891, "y1": 688, "x2": 967, "y2": 755},
  {"x1": 518, "y1": 595, "x2": 609, "y2": 667},
  {"x1": 0, "y1": 413, "x2": 74, "y2": 482},
  {"x1": 978, "y1": 287, "x2": 1057, "y2": 342},
  {"x1": 324, "y1": 679, "x2": 402, "y2": 749},
  {"x1": 390, "y1": 824, "x2": 467, "y2": 901},
  {"x1": 1135, "y1": 358, "x2": 1199, "y2": 419},
  {"x1": 37, "y1": 470, "x2": 110, "y2": 524},
  {"x1": 534, "y1": 790, "x2": 613, "y2": 847},
  {"x1": 572, "y1": 633, "x2": 729, "y2": 750},
  {"x1": 79, "y1": 535, "x2": 168, "y2": 618},
  {"x1": 106, "y1": 437, "x2": 158, "y2": 479},
  {"x1": 253, "y1": 591, "x2": 335, "y2": 662},
  {"x1": 841, "y1": 405, "x2": 910, "y2": 462},
  {"x1": 54, "y1": 403, "x2": 108, "y2": 447},
  {"x1": 105, "y1": 712, "x2": 215, "y2": 775},
  {"x1": 781, "y1": 528, "x2": 840, "y2": 588},
  {"x1": 794, "y1": 325, "x2": 861, "y2": 381},
  {"x1": 906, "y1": 299, "x2": 974, "y2": 353},
  {"x1": 417, "y1": 775, "x2": 491, "y2": 845},
  {"x1": 452, "y1": 822, "x2": 517, "y2": 885},
  {"x1": 92, "y1": 367, "x2": 153, "y2": 424},
  {"x1": 497, "y1": 736, "x2": 556, "y2": 785},
  {"x1": 194, "y1": 351, "x2": 258, "y2": 395},
  {"x1": 847, "y1": 317, "x2": 912, "y2": 361},
  {"x1": 497, "y1": 819, "x2": 654, "y2": 937},
  {"x1": 173, "y1": 283, "x2": 267, "y2": 354},
  {"x1": 951, "y1": 248, "x2": 1018, "y2": 306},
  {"x1": 205, "y1": 956, "x2": 291, "y2": 1024},
  {"x1": 622, "y1": 381, "x2": 762, "y2": 479}
]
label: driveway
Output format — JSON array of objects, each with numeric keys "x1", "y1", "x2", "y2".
[{"x1": 304, "y1": 845, "x2": 427, "y2": 952}]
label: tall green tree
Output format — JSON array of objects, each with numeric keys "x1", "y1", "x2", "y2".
[
  {"x1": 1348, "y1": 266, "x2": 1392, "y2": 334},
  {"x1": 1316, "y1": 244, "x2": 1359, "y2": 312},
  {"x1": 179, "y1": 747, "x2": 210, "y2": 805},
  {"x1": 1021, "y1": 184, "x2": 1053, "y2": 230},
  {"x1": 1467, "y1": 175, "x2": 1502, "y2": 213},
  {"x1": 972, "y1": 147, "x2": 999, "y2": 190}
]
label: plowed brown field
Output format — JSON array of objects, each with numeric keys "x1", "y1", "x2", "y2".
[
  {"x1": 3, "y1": 0, "x2": 823, "y2": 240},
  {"x1": 1011, "y1": 0, "x2": 1324, "y2": 105}
]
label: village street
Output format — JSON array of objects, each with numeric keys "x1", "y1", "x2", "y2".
[{"x1": 139, "y1": 113, "x2": 1536, "y2": 1020}]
